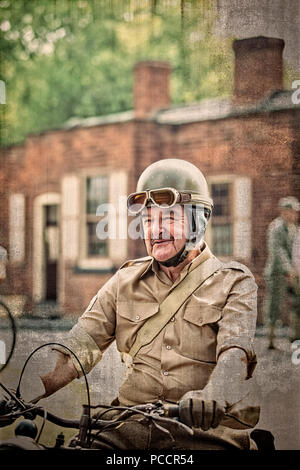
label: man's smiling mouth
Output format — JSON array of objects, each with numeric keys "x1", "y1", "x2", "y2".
[{"x1": 151, "y1": 239, "x2": 172, "y2": 246}]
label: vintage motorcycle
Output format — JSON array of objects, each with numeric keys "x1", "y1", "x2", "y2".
[{"x1": 0, "y1": 343, "x2": 275, "y2": 451}]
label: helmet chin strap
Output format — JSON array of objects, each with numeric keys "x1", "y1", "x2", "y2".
[
  {"x1": 158, "y1": 235, "x2": 197, "y2": 268},
  {"x1": 157, "y1": 243, "x2": 189, "y2": 268}
]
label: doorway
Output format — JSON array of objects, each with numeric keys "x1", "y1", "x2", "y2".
[
  {"x1": 33, "y1": 193, "x2": 61, "y2": 305},
  {"x1": 44, "y1": 204, "x2": 59, "y2": 301}
]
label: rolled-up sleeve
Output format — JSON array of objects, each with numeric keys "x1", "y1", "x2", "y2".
[
  {"x1": 54, "y1": 272, "x2": 118, "y2": 377},
  {"x1": 216, "y1": 269, "x2": 258, "y2": 379}
]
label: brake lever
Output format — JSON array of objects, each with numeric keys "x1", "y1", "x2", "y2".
[{"x1": 0, "y1": 381, "x2": 27, "y2": 410}]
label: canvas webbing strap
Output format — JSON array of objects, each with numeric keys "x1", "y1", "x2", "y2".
[{"x1": 128, "y1": 256, "x2": 222, "y2": 359}]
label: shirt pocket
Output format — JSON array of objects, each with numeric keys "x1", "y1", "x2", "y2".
[
  {"x1": 180, "y1": 304, "x2": 222, "y2": 363},
  {"x1": 116, "y1": 301, "x2": 159, "y2": 352}
]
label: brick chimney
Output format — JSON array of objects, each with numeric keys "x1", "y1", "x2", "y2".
[
  {"x1": 133, "y1": 61, "x2": 171, "y2": 118},
  {"x1": 233, "y1": 36, "x2": 285, "y2": 105}
]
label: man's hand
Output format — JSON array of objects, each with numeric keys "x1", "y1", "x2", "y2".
[
  {"x1": 179, "y1": 349, "x2": 255, "y2": 431},
  {"x1": 179, "y1": 390, "x2": 227, "y2": 431}
]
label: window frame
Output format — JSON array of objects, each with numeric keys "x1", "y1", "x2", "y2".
[
  {"x1": 210, "y1": 180, "x2": 234, "y2": 257},
  {"x1": 9, "y1": 193, "x2": 26, "y2": 264},
  {"x1": 205, "y1": 174, "x2": 252, "y2": 262},
  {"x1": 79, "y1": 169, "x2": 113, "y2": 270}
]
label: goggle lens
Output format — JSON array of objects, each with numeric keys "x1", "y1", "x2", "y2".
[
  {"x1": 128, "y1": 193, "x2": 147, "y2": 207},
  {"x1": 151, "y1": 190, "x2": 176, "y2": 206}
]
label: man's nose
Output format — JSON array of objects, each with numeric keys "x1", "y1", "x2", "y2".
[{"x1": 150, "y1": 216, "x2": 163, "y2": 239}]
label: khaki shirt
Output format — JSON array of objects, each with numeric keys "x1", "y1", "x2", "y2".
[{"x1": 59, "y1": 243, "x2": 258, "y2": 407}]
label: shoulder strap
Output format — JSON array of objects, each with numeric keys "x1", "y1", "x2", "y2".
[{"x1": 128, "y1": 256, "x2": 222, "y2": 359}]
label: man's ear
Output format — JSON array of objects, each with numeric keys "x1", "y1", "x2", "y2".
[{"x1": 204, "y1": 208, "x2": 211, "y2": 221}]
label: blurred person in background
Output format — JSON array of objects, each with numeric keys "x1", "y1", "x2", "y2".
[
  {"x1": 264, "y1": 196, "x2": 300, "y2": 349},
  {"x1": 291, "y1": 218, "x2": 300, "y2": 341}
]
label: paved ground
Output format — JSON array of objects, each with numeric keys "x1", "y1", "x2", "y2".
[{"x1": 0, "y1": 321, "x2": 299, "y2": 449}]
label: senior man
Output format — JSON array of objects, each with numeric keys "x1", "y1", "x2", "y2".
[{"x1": 36, "y1": 159, "x2": 259, "y2": 450}]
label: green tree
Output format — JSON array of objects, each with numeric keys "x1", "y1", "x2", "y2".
[{"x1": 0, "y1": 0, "x2": 234, "y2": 146}]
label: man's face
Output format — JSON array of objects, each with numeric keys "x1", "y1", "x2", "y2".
[
  {"x1": 280, "y1": 208, "x2": 299, "y2": 225},
  {"x1": 141, "y1": 204, "x2": 187, "y2": 262}
]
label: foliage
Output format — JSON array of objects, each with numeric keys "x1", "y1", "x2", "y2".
[{"x1": 0, "y1": 0, "x2": 234, "y2": 146}]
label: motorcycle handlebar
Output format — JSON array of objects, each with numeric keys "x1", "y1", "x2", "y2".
[
  {"x1": 0, "y1": 397, "x2": 181, "y2": 431},
  {"x1": 34, "y1": 403, "x2": 181, "y2": 429},
  {"x1": 34, "y1": 407, "x2": 81, "y2": 429}
]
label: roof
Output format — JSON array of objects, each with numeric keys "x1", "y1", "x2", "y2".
[
  {"x1": 156, "y1": 90, "x2": 299, "y2": 125},
  {"x1": 62, "y1": 110, "x2": 134, "y2": 130},
  {"x1": 58, "y1": 90, "x2": 300, "y2": 131}
]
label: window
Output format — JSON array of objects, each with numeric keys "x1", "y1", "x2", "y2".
[
  {"x1": 61, "y1": 170, "x2": 128, "y2": 269},
  {"x1": 210, "y1": 183, "x2": 233, "y2": 256},
  {"x1": 206, "y1": 176, "x2": 252, "y2": 261},
  {"x1": 85, "y1": 175, "x2": 109, "y2": 257}
]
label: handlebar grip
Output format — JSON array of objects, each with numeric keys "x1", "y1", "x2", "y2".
[{"x1": 164, "y1": 404, "x2": 179, "y2": 418}]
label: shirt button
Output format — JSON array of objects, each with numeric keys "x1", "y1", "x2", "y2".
[
  {"x1": 163, "y1": 371, "x2": 169, "y2": 376},
  {"x1": 166, "y1": 345, "x2": 172, "y2": 350},
  {"x1": 135, "y1": 315, "x2": 140, "y2": 320},
  {"x1": 170, "y1": 317, "x2": 175, "y2": 322}
]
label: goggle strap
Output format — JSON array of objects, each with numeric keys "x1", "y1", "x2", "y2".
[{"x1": 179, "y1": 193, "x2": 192, "y2": 204}]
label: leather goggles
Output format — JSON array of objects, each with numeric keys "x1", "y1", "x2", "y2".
[{"x1": 127, "y1": 187, "x2": 213, "y2": 215}]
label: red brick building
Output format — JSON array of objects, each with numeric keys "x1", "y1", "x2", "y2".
[{"x1": 1, "y1": 36, "x2": 299, "y2": 323}]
